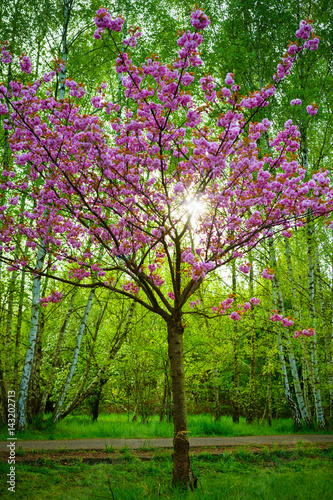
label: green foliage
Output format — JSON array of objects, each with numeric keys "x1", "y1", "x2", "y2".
[
  {"x1": 0, "y1": 413, "x2": 331, "y2": 441},
  {"x1": 1, "y1": 447, "x2": 332, "y2": 499}
]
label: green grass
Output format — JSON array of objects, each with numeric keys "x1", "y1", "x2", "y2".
[
  {"x1": 0, "y1": 413, "x2": 332, "y2": 441},
  {"x1": 0, "y1": 447, "x2": 332, "y2": 499}
]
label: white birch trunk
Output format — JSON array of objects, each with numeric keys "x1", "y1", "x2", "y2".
[
  {"x1": 14, "y1": 270, "x2": 26, "y2": 396},
  {"x1": 52, "y1": 288, "x2": 95, "y2": 423},
  {"x1": 58, "y1": 0, "x2": 70, "y2": 99},
  {"x1": 307, "y1": 219, "x2": 326, "y2": 428},
  {"x1": 39, "y1": 287, "x2": 77, "y2": 415},
  {"x1": 269, "y1": 238, "x2": 306, "y2": 425},
  {"x1": 17, "y1": 243, "x2": 46, "y2": 430},
  {"x1": 58, "y1": 300, "x2": 136, "y2": 420},
  {"x1": 316, "y1": 259, "x2": 333, "y2": 417}
]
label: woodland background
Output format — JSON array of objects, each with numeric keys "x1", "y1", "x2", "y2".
[{"x1": 1, "y1": 0, "x2": 333, "y2": 432}]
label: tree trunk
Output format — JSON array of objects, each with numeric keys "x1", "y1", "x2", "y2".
[
  {"x1": 57, "y1": 0, "x2": 70, "y2": 99},
  {"x1": 306, "y1": 218, "x2": 326, "y2": 428},
  {"x1": 269, "y1": 258, "x2": 301, "y2": 426},
  {"x1": 246, "y1": 254, "x2": 256, "y2": 423},
  {"x1": 4, "y1": 272, "x2": 16, "y2": 385},
  {"x1": 52, "y1": 288, "x2": 95, "y2": 423},
  {"x1": 269, "y1": 238, "x2": 306, "y2": 426},
  {"x1": 17, "y1": 243, "x2": 46, "y2": 430},
  {"x1": 316, "y1": 259, "x2": 333, "y2": 418},
  {"x1": 13, "y1": 270, "x2": 25, "y2": 396},
  {"x1": 231, "y1": 260, "x2": 240, "y2": 423},
  {"x1": 39, "y1": 287, "x2": 77, "y2": 415},
  {"x1": 0, "y1": 362, "x2": 8, "y2": 428},
  {"x1": 58, "y1": 300, "x2": 135, "y2": 420},
  {"x1": 267, "y1": 365, "x2": 272, "y2": 427},
  {"x1": 27, "y1": 308, "x2": 45, "y2": 424},
  {"x1": 27, "y1": 277, "x2": 49, "y2": 423},
  {"x1": 90, "y1": 377, "x2": 107, "y2": 421},
  {"x1": 167, "y1": 313, "x2": 195, "y2": 489}
]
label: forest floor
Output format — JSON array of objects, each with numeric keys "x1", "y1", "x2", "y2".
[
  {"x1": 1, "y1": 433, "x2": 333, "y2": 453},
  {"x1": 1, "y1": 435, "x2": 333, "y2": 467},
  {"x1": 1, "y1": 443, "x2": 333, "y2": 499}
]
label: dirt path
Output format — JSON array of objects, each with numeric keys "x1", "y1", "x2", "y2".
[{"x1": 1, "y1": 434, "x2": 333, "y2": 452}]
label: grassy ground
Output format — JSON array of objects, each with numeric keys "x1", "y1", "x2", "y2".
[
  {"x1": 0, "y1": 445, "x2": 332, "y2": 499},
  {"x1": 1, "y1": 413, "x2": 332, "y2": 441}
]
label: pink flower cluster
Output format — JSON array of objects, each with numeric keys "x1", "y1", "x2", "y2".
[
  {"x1": 212, "y1": 296, "x2": 259, "y2": 320},
  {"x1": 200, "y1": 75, "x2": 216, "y2": 101},
  {"x1": 190, "y1": 299, "x2": 200, "y2": 308},
  {"x1": 40, "y1": 291, "x2": 63, "y2": 307},
  {"x1": 304, "y1": 37, "x2": 319, "y2": 50},
  {"x1": 181, "y1": 249, "x2": 215, "y2": 281},
  {"x1": 1, "y1": 45, "x2": 13, "y2": 64},
  {"x1": 65, "y1": 79, "x2": 86, "y2": 98},
  {"x1": 68, "y1": 268, "x2": 90, "y2": 280},
  {"x1": 293, "y1": 328, "x2": 315, "y2": 338},
  {"x1": 250, "y1": 298, "x2": 260, "y2": 306},
  {"x1": 0, "y1": 103, "x2": 8, "y2": 115},
  {"x1": 44, "y1": 71, "x2": 56, "y2": 83},
  {"x1": 282, "y1": 317, "x2": 294, "y2": 327},
  {"x1": 225, "y1": 73, "x2": 234, "y2": 85},
  {"x1": 94, "y1": 8, "x2": 124, "y2": 39},
  {"x1": 290, "y1": 99, "x2": 302, "y2": 106},
  {"x1": 270, "y1": 312, "x2": 294, "y2": 326},
  {"x1": 263, "y1": 268, "x2": 275, "y2": 280},
  {"x1": 307, "y1": 104, "x2": 318, "y2": 116},
  {"x1": 229, "y1": 311, "x2": 241, "y2": 321},
  {"x1": 239, "y1": 262, "x2": 251, "y2": 274},
  {"x1": 295, "y1": 20, "x2": 313, "y2": 40},
  {"x1": 19, "y1": 55, "x2": 32, "y2": 74},
  {"x1": 123, "y1": 282, "x2": 139, "y2": 294},
  {"x1": 124, "y1": 30, "x2": 141, "y2": 48},
  {"x1": 270, "y1": 312, "x2": 283, "y2": 321},
  {"x1": 190, "y1": 9, "x2": 210, "y2": 30},
  {"x1": 212, "y1": 296, "x2": 234, "y2": 314},
  {"x1": 176, "y1": 29, "x2": 204, "y2": 69}
]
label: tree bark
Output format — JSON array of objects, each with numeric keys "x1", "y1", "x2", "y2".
[
  {"x1": 13, "y1": 270, "x2": 25, "y2": 396},
  {"x1": 4, "y1": 272, "x2": 16, "y2": 385},
  {"x1": 90, "y1": 377, "x2": 107, "y2": 421},
  {"x1": 316, "y1": 259, "x2": 333, "y2": 418},
  {"x1": 58, "y1": 300, "x2": 135, "y2": 420},
  {"x1": 306, "y1": 218, "x2": 326, "y2": 428},
  {"x1": 269, "y1": 238, "x2": 306, "y2": 426},
  {"x1": 39, "y1": 287, "x2": 77, "y2": 415},
  {"x1": 232, "y1": 260, "x2": 240, "y2": 423},
  {"x1": 17, "y1": 243, "x2": 46, "y2": 430},
  {"x1": 167, "y1": 313, "x2": 195, "y2": 489},
  {"x1": 246, "y1": 253, "x2": 257, "y2": 423},
  {"x1": 52, "y1": 288, "x2": 95, "y2": 423},
  {"x1": 269, "y1": 257, "x2": 301, "y2": 426}
]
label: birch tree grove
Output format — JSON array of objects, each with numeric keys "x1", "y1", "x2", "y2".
[{"x1": 1, "y1": 4, "x2": 333, "y2": 490}]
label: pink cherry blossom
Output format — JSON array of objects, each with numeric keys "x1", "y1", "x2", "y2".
[
  {"x1": 263, "y1": 269, "x2": 275, "y2": 280},
  {"x1": 270, "y1": 313, "x2": 283, "y2": 322},
  {"x1": 229, "y1": 311, "x2": 241, "y2": 321},
  {"x1": 307, "y1": 104, "x2": 318, "y2": 116},
  {"x1": 281, "y1": 317, "x2": 294, "y2": 327},
  {"x1": 239, "y1": 262, "x2": 251, "y2": 274},
  {"x1": 225, "y1": 73, "x2": 234, "y2": 85},
  {"x1": 190, "y1": 9, "x2": 210, "y2": 30},
  {"x1": 20, "y1": 55, "x2": 32, "y2": 74}
]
